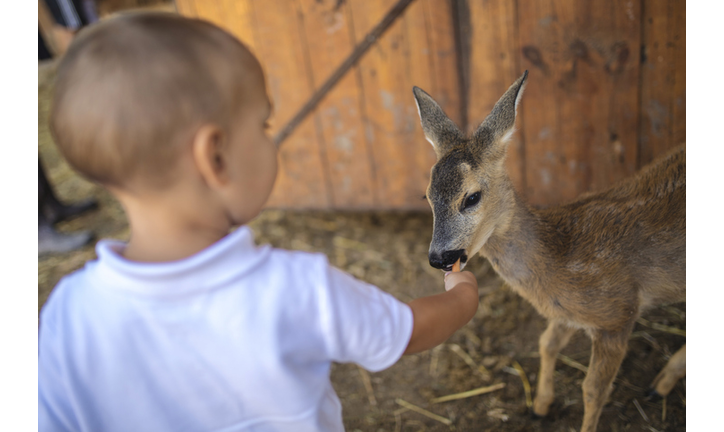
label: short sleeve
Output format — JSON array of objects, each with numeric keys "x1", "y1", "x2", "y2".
[{"x1": 320, "y1": 265, "x2": 414, "y2": 372}]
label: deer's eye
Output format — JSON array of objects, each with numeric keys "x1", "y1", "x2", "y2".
[{"x1": 462, "y1": 192, "x2": 481, "y2": 210}]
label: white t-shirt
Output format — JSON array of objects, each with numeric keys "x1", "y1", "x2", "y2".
[{"x1": 38, "y1": 226, "x2": 414, "y2": 432}]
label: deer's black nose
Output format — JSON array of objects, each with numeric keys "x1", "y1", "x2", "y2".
[{"x1": 429, "y1": 249, "x2": 466, "y2": 270}]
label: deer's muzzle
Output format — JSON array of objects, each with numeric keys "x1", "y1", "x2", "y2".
[{"x1": 429, "y1": 249, "x2": 467, "y2": 271}]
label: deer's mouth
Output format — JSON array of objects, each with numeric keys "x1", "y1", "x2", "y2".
[{"x1": 442, "y1": 253, "x2": 468, "y2": 272}]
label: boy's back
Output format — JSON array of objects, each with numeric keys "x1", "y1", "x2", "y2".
[{"x1": 39, "y1": 227, "x2": 413, "y2": 431}]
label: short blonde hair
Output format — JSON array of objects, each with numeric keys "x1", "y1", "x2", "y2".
[{"x1": 51, "y1": 12, "x2": 261, "y2": 188}]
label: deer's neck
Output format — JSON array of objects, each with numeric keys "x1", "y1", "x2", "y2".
[{"x1": 479, "y1": 187, "x2": 551, "y2": 290}]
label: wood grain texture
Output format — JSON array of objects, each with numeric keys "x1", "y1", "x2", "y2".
[
  {"x1": 517, "y1": 0, "x2": 641, "y2": 206},
  {"x1": 175, "y1": 0, "x2": 258, "y2": 53},
  {"x1": 402, "y1": 0, "x2": 444, "y2": 209},
  {"x1": 639, "y1": 0, "x2": 686, "y2": 167},
  {"x1": 348, "y1": 0, "x2": 406, "y2": 209},
  {"x1": 465, "y1": 0, "x2": 525, "y2": 196},
  {"x1": 251, "y1": 0, "x2": 331, "y2": 208},
  {"x1": 297, "y1": 0, "x2": 376, "y2": 209},
  {"x1": 175, "y1": 0, "x2": 684, "y2": 209},
  {"x1": 670, "y1": 1, "x2": 684, "y2": 149},
  {"x1": 348, "y1": 0, "x2": 416, "y2": 209},
  {"x1": 348, "y1": 0, "x2": 455, "y2": 210},
  {"x1": 421, "y1": 0, "x2": 462, "y2": 128}
]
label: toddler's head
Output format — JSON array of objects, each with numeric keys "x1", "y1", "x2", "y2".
[{"x1": 51, "y1": 12, "x2": 277, "y2": 226}]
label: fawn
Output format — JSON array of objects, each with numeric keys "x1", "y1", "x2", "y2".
[{"x1": 413, "y1": 71, "x2": 685, "y2": 432}]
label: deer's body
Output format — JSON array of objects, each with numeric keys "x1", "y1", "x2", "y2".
[
  {"x1": 483, "y1": 145, "x2": 685, "y2": 330},
  {"x1": 413, "y1": 72, "x2": 685, "y2": 432}
]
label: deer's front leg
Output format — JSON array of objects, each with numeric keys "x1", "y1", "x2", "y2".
[
  {"x1": 533, "y1": 320, "x2": 577, "y2": 416},
  {"x1": 580, "y1": 329, "x2": 630, "y2": 432}
]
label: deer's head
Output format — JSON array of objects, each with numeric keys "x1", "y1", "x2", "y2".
[{"x1": 413, "y1": 71, "x2": 528, "y2": 271}]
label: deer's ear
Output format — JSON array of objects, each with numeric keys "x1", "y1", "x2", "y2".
[
  {"x1": 474, "y1": 71, "x2": 528, "y2": 153},
  {"x1": 413, "y1": 86, "x2": 463, "y2": 158}
]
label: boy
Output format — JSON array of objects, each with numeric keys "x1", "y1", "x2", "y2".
[{"x1": 39, "y1": 12, "x2": 479, "y2": 432}]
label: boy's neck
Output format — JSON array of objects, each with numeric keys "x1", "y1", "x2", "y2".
[
  {"x1": 123, "y1": 222, "x2": 230, "y2": 263},
  {"x1": 113, "y1": 188, "x2": 234, "y2": 263}
]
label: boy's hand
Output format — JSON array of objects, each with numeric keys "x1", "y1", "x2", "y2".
[
  {"x1": 444, "y1": 270, "x2": 477, "y2": 292},
  {"x1": 403, "y1": 270, "x2": 480, "y2": 355}
]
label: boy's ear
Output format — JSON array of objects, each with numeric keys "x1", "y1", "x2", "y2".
[{"x1": 192, "y1": 124, "x2": 229, "y2": 188}]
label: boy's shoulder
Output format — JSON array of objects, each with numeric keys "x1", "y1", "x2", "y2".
[
  {"x1": 255, "y1": 247, "x2": 339, "y2": 299},
  {"x1": 39, "y1": 259, "x2": 105, "y2": 326},
  {"x1": 265, "y1": 247, "x2": 330, "y2": 275}
]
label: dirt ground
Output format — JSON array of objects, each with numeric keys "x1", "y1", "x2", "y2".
[{"x1": 38, "y1": 61, "x2": 685, "y2": 431}]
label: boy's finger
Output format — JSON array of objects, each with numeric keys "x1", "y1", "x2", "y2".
[{"x1": 444, "y1": 271, "x2": 478, "y2": 285}]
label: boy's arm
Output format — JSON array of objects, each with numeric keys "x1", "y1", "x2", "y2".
[{"x1": 404, "y1": 271, "x2": 478, "y2": 354}]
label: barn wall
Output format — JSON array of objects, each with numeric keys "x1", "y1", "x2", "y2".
[
  {"x1": 174, "y1": 0, "x2": 685, "y2": 209},
  {"x1": 176, "y1": 0, "x2": 457, "y2": 210},
  {"x1": 463, "y1": 0, "x2": 684, "y2": 206}
]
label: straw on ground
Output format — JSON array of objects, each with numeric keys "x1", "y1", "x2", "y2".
[
  {"x1": 356, "y1": 365, "x2": 377, "y2": 406},
  {"x1": 511, "y1": 359, "x2": 532, "y2": 408},
  {"x1": 449, "y1": 343, "x2": 490, "y2": 376},
  {"x1": 633, "y1": 398, "x2": 650, "y2": 423},
  {"x1": 395, "y1": 399, "x2": 453, "y2": 426},
  {"x1": 430, "y1": 382, "x2": 506, "y2": 404},
  {"x1": 636, "y1": 317, "x2": 686, "y2": 337}
]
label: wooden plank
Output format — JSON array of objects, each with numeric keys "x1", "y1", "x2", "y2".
[
  {"x1": 670, "y1": 0, "x2": 685, "y2": 148},
  {"x1": 250, "y1": 0, "x2": 331, "y2": 208},
  {"x1": 638, "y1": 0, "x2": 685, "y2": 165},
  {"x1": 297, "y1": 0, "x2": 376, "y2": 209},
  {"x1": 176, "y1": 0, "x2": 258, "y2": 53},
  {"x1": 639, "y1": 0, "x2": 671, "y2": 166},
  {"x1": 421, "y1": 0, "x2": 462, "y2": 127},
  {"x1": 173, "y1": 0, "x2": 197, "y2": 15},
  {"x1": 594, "y1": 0, "x2": 641, "y2": 192},
  {"x1": 517, "y1": 0, "x2": 641, "y2": 205},
  {"x1": 347, "y1": 0, "x2": 410, "y2": 209},
  {"x1": 95, "y1": 0, "x2": 176, "y2": 17},
  {"x1": 402, "y1": 0, "x2": 442, "y2": 209},
  {"x1": 215, "y1": 0, "x2": 258, "y2": 54},
  {"x1": 349, "y1": 0, "x2": 450, "y2": 210},
  {"x1": 465, "y1": 0, "x2": 525, "y2": 196}
]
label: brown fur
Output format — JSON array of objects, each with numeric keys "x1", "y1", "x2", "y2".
[{"x1": 413, "y1": 72, "x2": 685, "y2": 432}]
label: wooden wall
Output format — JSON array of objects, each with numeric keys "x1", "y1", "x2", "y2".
[
  {"x1": 176, "y1": 0, "x2": 458, "y2": 210},
  {"x1": 460, "y1": 0, "x2": 684, "y2": 206},
  {"x1": 175, "y1": 0, "x2": 685, "y2": 209}
]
